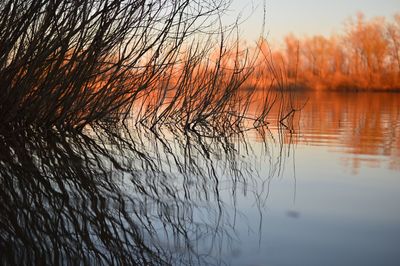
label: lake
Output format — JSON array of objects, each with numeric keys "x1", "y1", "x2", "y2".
[
  {"x1": 221, "y1": 91, "x2": 400, "y2": 266},
  {"x1": 0, "y1": 91, "x2": 399, "y2": 265}
]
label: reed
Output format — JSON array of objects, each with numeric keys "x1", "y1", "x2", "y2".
[{"x1": 0, "y1": 0, "x2": 285, "y2": 133}]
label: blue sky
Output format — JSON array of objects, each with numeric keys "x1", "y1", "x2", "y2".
[{"x1": 229, "y1": 0, "x2": 399, "y2": 43}]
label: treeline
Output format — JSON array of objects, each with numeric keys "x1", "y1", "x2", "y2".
[{"x1": 256, "y1": 13, "x2": 400, "y2": 91}]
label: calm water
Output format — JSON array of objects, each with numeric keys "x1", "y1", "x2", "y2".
[
  {"x1": 1, "y1": 91, "x2": 399, "y2": 265},
  {"x1": 224, "y1": 91, "x2": 400, "y2": 266}
]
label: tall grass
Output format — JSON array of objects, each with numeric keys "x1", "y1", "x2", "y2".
[{"x1": 0, "y1": 0, "x2": 289, "y2": 133}]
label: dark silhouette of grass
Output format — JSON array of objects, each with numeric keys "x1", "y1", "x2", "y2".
[{"x1": 0, "y1": 0, "x2": 294, "y2": 134}]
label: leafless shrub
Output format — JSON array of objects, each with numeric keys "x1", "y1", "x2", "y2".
[{"x1": 0, "y1": 0, "x2": 239, "y2": 129}]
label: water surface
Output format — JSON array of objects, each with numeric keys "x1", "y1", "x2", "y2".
[
  {"x1": 1, "y1": 91, "x2": 399, "y2": 266},
  {"x1": 225, "y1": 91, "x2": 400, "y2": 266}
]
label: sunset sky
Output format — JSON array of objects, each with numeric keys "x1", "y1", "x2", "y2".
[{"x1": 231, "y1": 0, "x2": 399, "y2": 42}]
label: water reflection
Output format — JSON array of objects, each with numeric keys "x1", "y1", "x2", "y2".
[
  {"x1": 263, "y1": 91, "x2": 400, "y2": 173},
  {"x1": 0, "y1": 124, "x2": 284, "y2": 265},
  {"x1": 1, "y1": 92, "x2": 399, "y2": 265}
]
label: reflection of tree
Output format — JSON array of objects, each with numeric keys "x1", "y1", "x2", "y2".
[
  {"x1": 0, "y1": 123, "x2": 285, "y2": 265},
  {"x1": 262, "y1": 91, "x2": 400, "y2": 172}
]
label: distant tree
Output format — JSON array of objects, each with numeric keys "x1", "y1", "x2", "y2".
[
  {"x1": 256, "y1": 13, "x2": 400, "y2": 90},
  {"x1": 284, "y1": 34, "x2": 300, "y2": 79},
  {"x1": 345, "y1": 13, "x2": 388, "y2": 82},
  {"x1": 302, "y1": 35, "x2": 330, "y2": 77},
  {"x1": 386, "y1": 13, "x2": 400, "y2": 76}
]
